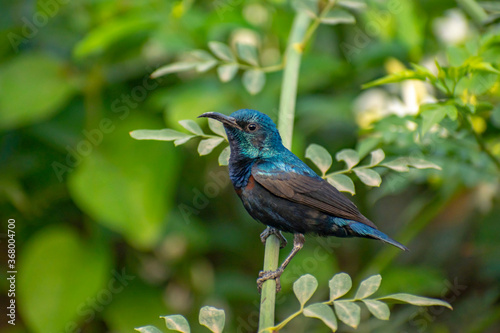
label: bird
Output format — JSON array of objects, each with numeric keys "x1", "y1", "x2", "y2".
[{"x1": 198, "y1": 109, "x2": 408, "y2": 291}]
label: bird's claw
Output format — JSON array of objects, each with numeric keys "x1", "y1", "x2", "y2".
[
  {"x1": 260, "y1": 227, "x2": 287, "y2": 249},
  {"x1": 257, "y1": 268, "x2": 284, "y2": 293}
]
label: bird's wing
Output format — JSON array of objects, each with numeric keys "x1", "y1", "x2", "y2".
[{"x1": 252, "y1": 161, "x2": 378, "y2": 229}]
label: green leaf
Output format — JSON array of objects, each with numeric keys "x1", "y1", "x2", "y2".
[
  {"x1": 353, "y1": 168, "x2": 382, "y2": 187},
  {"x1": 18, "y1": 227, "x2": 111, "y2": 333},
  {"x1": 420, "y1": 104, "x2": 447, "y2": 135},
  {"x1": 190, "y1": 49, "x2": 216, "y2": 62},
  {"x1": 333, "y1": 301, "x2": 361, "y2": 328},
  {"x1": 242, "y1": 69, "x2": 266, "y2": 95},
  {"x1": 306, "y1": 144, "x2": 333, "y2": 175},
  {"x1": 469, "y1": 62, "x2": 500, "y2": 74},
  {"x1": 447, "y1": 46, "x2": 469, "y2": 67},
  {"x1": 0, "y1": 53, "x2": 76, "y2": 130},
  {"x1": 151, "y1": 62, "x2": 197, "y2": 78},
  {"x1": 378, "y1": 293, "x2": 452, "y2": 309},
  {"x1": 179, "y1": 119, "x2": 204, "y2": 135},
  {"x1": 408, "y1": 158, "x2": 442, "y2": 170},
  {"x1": 335, "y1": 149, "x2": 360, "y2": 170},
  {"x1": 135, "y1": 326, "x2": 164, "y2": 333},
  {"x1": 303, "y1": 303, "x2": 338, "y2": 331},
  {"x1": 208, "y1": 41, "x2": 235, "y2": 62},
  {"x1": 174, "y1": 136, "x2": 196, "y2": 146},
  {"x1": 189, "y1": 50, "x2": 217, "y2": 72},
  {"x1": 362, "y1": 300, "x2": 390, "y2": 320},
  {"x1": 199, "y1": 306, "x2": 225, "y2": 333},
  {"x1": 321, "y1": 9, "x2": 356, "y2": 25},
  {"x1": 162, "y1": 315, "x2": 191, "y2": 333},
  {"x1": 445, "y1": 104, "x2": 458, "y2": 120},
  {"x1": 326, "y1": 174, "x2": 355, "y2": 195},
  {"x1": 293, "y1": 0, "x2": 318, "y2": 17},
  {"x1": 130, "y1": 129, "x2": 195, "y2": 145},
  {"x1": 362, "y1": 70, "x2": 427, "y2": 89},
  {"x1": 338, "y1": 0, "x2": 367, "y2": 10},
  {"x1": 293, "y1": 274, "x2": 318, "y2": 307},
  {"x1": 381, "y1": 157, "x2": 441, "y2": 172},
  {"x1": 410, "y1": 63, "x2": 436, "y2": 81},
  {"x1": 198, "y1": 137, "x2": 225, "y2": 156},
  {"x1": 196, "y1": 60, "x2": 218, "y2": 73},
  {"x1": 208, "y1": 118, "x2": 227, "y2": 139},
  {"x1": 236, "y1": 43, "x2": 259, "y2": 66},
  {"x1": 369, "y1": 149, "x2": 385, "y2": 166},
  {"x1": 69, "y1": 116, "x2": 180, "y2": 249},
  {"x1": 457, "y1": 72, "x2": 498, "y2": 96},
  {"x1": 73, "y1": 16, "x2": 155, "y2": 58},
  {"x1": 329, "y1": 272, "x2": 352, "y2": 301},
  {"x1": 217, "y1": 63, "x2": 239, "y2": 82},
  {"x1": 354, "y1": 275, "x2": 382, "y2": 299},
  {"x1": 218, "y1": 146, "x2": 230, "y2": 166},
  {"x1": 381, "y1": 158, "x2": 410, "y2": 172}
]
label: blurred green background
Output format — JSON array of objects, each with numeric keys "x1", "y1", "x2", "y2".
[{"x1": 1, "y1": 0, "x2": 500, "y2": 332}]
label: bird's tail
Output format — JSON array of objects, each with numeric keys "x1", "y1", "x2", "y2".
[{"x1": 350, "y1": 222, "x2": 409, "y2": 251}]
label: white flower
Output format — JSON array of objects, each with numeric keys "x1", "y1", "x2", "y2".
[{"x1": 433, "y1": 9, "x2": 470, "y2": 45}]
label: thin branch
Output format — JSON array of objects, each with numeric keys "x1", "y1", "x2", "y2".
[
  {"x1": 299, "y1": 0, "x2": 337, "y2": 51},
  {"x1": 258, "y1": 12, "x2": 311, "y2": 332}
]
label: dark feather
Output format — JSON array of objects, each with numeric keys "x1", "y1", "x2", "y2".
[{"x1": 252, "y1": 162, "x2": 378, "y2": 229}]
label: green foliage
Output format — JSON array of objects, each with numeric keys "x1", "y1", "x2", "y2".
[
  {"x1": 151, "y1": 39, "x2": 277, "y2": 95},
  {"x1": 0, "y1": 53, "x2": 76, "y2": 129},
  {"x1": 69, "y1": 116, "x2": 180, "y2": 250},
  {"x1": 149, "y1": 0, "x2": 358, "y2": 96},
  {"x1": 264, "y1": 273, "x2": 451, "y2": 332},
  {"x1": 130, "y1": 118, "x2": 229, "y2": 165},
  {"x1": 137, "y1": 273, "x2": 451, "y2": 332},
  {"x1": 162, "y1": 315, "x2": 190, "y2": 333},
  {"x1": 363, "y1": 36, "x2": 500, "y2": 138},
  {"x1": 199, "y1": 306, "x2": 225, "y2": 333},
  {"x1": 136, "y1": 306, "x2": 225, "y2": 333},
  {"x1": 305, "y1": 144, "x2": 440, "y2": 195},
  {"x1": 3, "y1": 0, "x2": 500, "y2": 332},
  {"x1": 18, "y1": 227, "x2": 111, "y2": 333}
]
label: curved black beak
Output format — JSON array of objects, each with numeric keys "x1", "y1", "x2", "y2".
[{"x1": 198, "y1": 112, "x2": 242, "y2": 130}]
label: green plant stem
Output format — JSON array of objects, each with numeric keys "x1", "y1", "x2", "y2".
[
  {"x1": 265, "y1": 309, "x2": 303, "y2": 332},
  {"x1": 258, "y1": 233, "x2": 280, "y2": 332},
  {"x1": 277, "y1": 13, "x2": 312, "y2": 149},
  {"x1": 258, "y1": 12, "x2": 311, "y2": 333},
  {"x1": 456, "y1": 0, "x2": 488, "y2": 26},
  {"x1": 300, "y1": 0, "x2": 337, "y2": 50},
  {"x1": 235, "y1": 62, "x2": 285, "y2": 73}
]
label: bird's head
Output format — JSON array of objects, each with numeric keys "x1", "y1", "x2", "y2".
[{"x1": 198, "y1": 109, "x2": 283, "y2": 158}]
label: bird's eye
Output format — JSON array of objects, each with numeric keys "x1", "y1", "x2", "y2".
[{"x1": 247, "y1": 123, "x2": 257, "y2": 131}]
